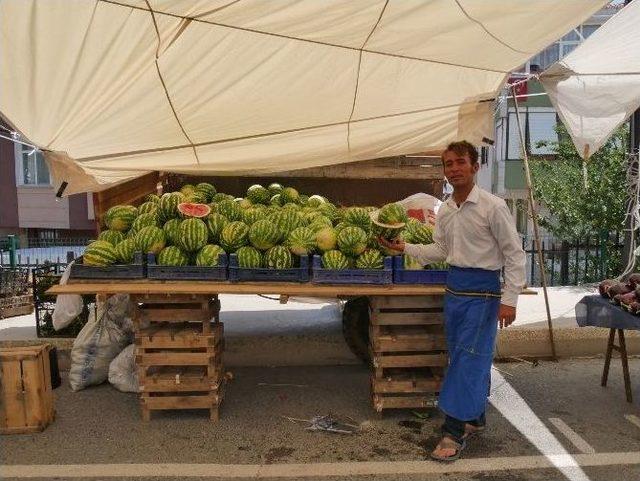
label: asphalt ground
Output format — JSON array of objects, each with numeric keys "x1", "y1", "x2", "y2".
[{"x1": 2, "y1": 358, "x2": 640, "y2": 481}]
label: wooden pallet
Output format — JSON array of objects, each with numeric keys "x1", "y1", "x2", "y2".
[
  {"x1": 369, "y1": 295, "x2": 447, "y2": 413},
  {"x1": 130, "y1": 294, "x2": 225, "y2": 422},
  {"x1": 0, "y1": 294, "x2": 34, "y2": 320}
]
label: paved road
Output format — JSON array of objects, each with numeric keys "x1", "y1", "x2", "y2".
[{"x1": 1, "y1": 358, "x2": 639, "y2": 481}]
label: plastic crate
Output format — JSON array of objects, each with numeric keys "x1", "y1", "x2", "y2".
[
  {"x1": 311, "y1": 255, "x2": 393, "y2": 284},
  {"x1": 69, "y1": 252, "x2": 146, "y2": 279},
  {"x1": 147, "y1": 253, "x2": 228, "y2": 281},
  {"x1": 228, "y1": 254, "x2": 310, "y2": 282},
  {"x1": 392, "y1": 256, "x2": 448, "y2": 284}
]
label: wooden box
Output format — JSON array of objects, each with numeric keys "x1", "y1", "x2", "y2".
[{"x1": 0, "y1": 345, "x2": 55, "y2": 434}]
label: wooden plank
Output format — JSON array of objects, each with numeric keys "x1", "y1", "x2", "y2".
[
  {"x1": 141, "y1": 366, "x2": 223, "y2": 393},
  {"x1": 370, "y1": 295, "x2": 445, "y2": 310},
  {"x1": 370, "y1": 311, "x2": 444, "y2": 325},
  {"x1": 94, "y1": 172, "x2": 159, "y2": 228},
  {"x1": 133, "y1": 294, "x2": 214, "y2": 304},
  {"x1": 138, "y1": 308, "x2": 213, "y2": 323},
  {"x1": 372, "y1": 377, "x2": 441, "y2": 394},
  {"x1": 136, "y1": 323, "x2": 223, "y2": 349},
  {"x1": 0, "y1": 360, "x2": 27, "y2": 433},
  {"x1": 373, "y1": 353, "x2": 448, "y2": 369},
  {"x1": 373, "y1": 334, "x2": 447, "y2": 353},
  {"x1": 373, "y1": 394, "x2": 438, "y2": 412},
  {"x1": 136, "y1": 351, "x2": 218, "y2": 366},
  {"x1": 142, "y1": 393, "x2": 220, "y2": 410},
  {"x1": 50, "y1": 281, "x2": 447, "y2": 296},
  {"x1": 21, "y1": 358, "x2": 45, "y2": 429}
]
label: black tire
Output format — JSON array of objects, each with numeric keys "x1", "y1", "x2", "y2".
[{"x1": 342, "y1": 296, "x2": 371, "y2": 364}]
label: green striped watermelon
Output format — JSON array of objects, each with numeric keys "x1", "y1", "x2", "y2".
[
  {"x1": 196, "y1": 244, "x2": 225, "y2": 267},
  {"x1": 286, "y1": 227, "x2": 316, "y2": 256},
  {"x1": 105, "y1": 205, "x2": 138, "y2": 232},
  {"x1": 404, "y1": 222, "x2": 434, "y2": 244},
  {"x1": 138, "y1": 201, "x2": 159, "y2": 216},
  {"x1": 162, "y1": 219, "x2": 182, "y2": 246},
  {"x1": 114, "y1": 238, "x2": 137, "y2": 264},
  {"x1": 241, "y1": 207, "x2": 266, "y2": 225},
  {"x1": 206, "y1": 213, "x2": 229, "y2": 244},
  {"x1": 403, "y1": 254, "x2": 423, "y2": 270},
  {"x1": 264, "y1": 245, "x2": 293, "y2": 269},
  {"x1": 315, "y1": 227, "x2": 337, "y2": 252},
  {"x1": 248, "y1": 219, "x2": 281, "y2": 250},
  {"x1": 83, "y1": 240, "x2": 118, "y2": 266},
  {"x1": 268, "y1": 183, "x2": 283, "y2": 196},
  {"x1": 318, "y1": 202, "x2": 340, "y2": 223},
  {"x1": 307, "y1": 195, "x2": 327, "y2": 208},
  {"x1": 195, "y1": 182, "x2": 216, "y2": 202},
  {"x1": 236, "y1": 246, "x2": 263, "y2": 268},
  {"x1": 378, "y1": 203, "x2": 408, "y2": 226},
  {"x1": 180, "y1": 184, "x2": 196, "y2": 196},
  {"x1": 215, "y1": 199, "x2": 243, "y2": 222},
  {"x1": 321, "y1": 250, "x2": 350, "y2": 270},
  {"x1": 145, "y1": 193, "x2": 160, "y2": 204},
  {"x1": 343, "y1": 207, "x2": 372, "y2": 231},
  {"x1": 337, "y1": 226, "x2": 368, "y2": 257},
  {"x1": 159, "y1": 192, "x2": 185, "y2": 221},
  {"x1": 157, "y1": 246, "x2": 189, "y2": 266},
  {"x1": 213, "y1": 193, "x2": 234, "y2": 203},
  {"x1": 280, "y1": 187, "x2": 300, "y2": 204},
  {"x1": 355, "y1": 249, "x2": 384, "y2": 269},
  {"x1": 271, "y1": 210, "x2": 304, "y2": 237},
  {"x1": 178, "y1": 218, "x2": 208, "y2": 252},
  {"x1": 130, "y1": 212, "x2": 160, "y2": 234},
  {"x1": 270, "y1": 194, "x2": 283, "y2": 207},
  {"x1": 135, "y1": 226, "x2": 166, "y2": 254},
  {"x1": 98, "y1": 230, "x2": 125, "y2": 246},
  {"x1": 220, "y1": 221, "x2": 250, "y2": 253},
  {"x1": 246, "y1": 184, "x2": 271, "y2": 205}
]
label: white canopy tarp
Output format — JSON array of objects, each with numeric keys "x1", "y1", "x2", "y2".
[
  {"x1": 0, "y1": 0, "x2": 606, "y2": 195},
  {"x1": 540, "y1": 1, "x2": 640, "y2": 159}
]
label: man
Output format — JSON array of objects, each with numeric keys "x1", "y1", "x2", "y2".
[{"x1": 378, "y1": 141, "x2": 525, "y2": 462}]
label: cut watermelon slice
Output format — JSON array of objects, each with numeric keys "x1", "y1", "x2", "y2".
[{"x1": 177, "y1": 202, "x2": 211, "y2": 218}]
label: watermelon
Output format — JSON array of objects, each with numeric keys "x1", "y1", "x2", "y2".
[
  {"x1": 337, "y1": 226, "x2": 368, "y2": 256},
  {"x1": 135, "y1": 226, "x2": 166, "y2": 254},
  {"x1": 282, "y1": 202, "x2": 301, "y2": 211},
  {"x1": 286, "y1": 226, "x2": 316, "y2": 256},
  {"x1": 268, "y1": 183, "x2": 283, "y2": 196},
  {"x1": 162, "y1": 219, "x2": 182, "y2": 246},
  {"x1": 195, "y1": 182, "x2": 216, "y2": 201},
  {"x1": 237, "y1": 198, "x2": 253, "y2": 210},
  {"x1": 321, "y1": 250, "x2": 350, "y2": 270},
  {"x1": 355, "y1": 249, "x2": 384, "y2": 269},
  {"x1": 315, "y1": 227, "x2": 337, "y2": 252},
  {"x1": 215, "y1": 199, "x2": 243, "y2": 222},
  {"x1": 138, "y1": 201, "x2": 159, "y2": 216},
  {"x1": 130, "y1": 212, "x2": 160, "y2": 234},
  {"x1": 404, "y1": 254, "x2": 424, "y2": 270},
  {"x1": 307, "y1": 195, "x2": 327, "y2": 208},
  {"x1": 213, "y1": 192, "x2": 234, "y2": 203},
  {"x1": 220, "y1": 221, "x2": 250, "y2": 253},
  {"x1": 159, "y1": 192, "x2": 185, "y2": 221},
  {"x1": 264, "y1": 245, "x2": 293, "y2": 269},
  {"x1": 196, "y1": 244, "x2": 225, "y2": 267},
  {"x1": 404, "y1": 222, "x2": 433, "y2": 244},
  {"x1": 248, "y1": 219, "x2": 281, "y2": 250},
  {"x1": 98, "y1": 229, "x2": 125, "y2": 246},
  {"x1": 83, "y1": 240, "x2": 118, "y2": 266},
  {"x1": 299, "y1": 194, "x2": 309, "y2": 205},
  {"x1": 115, "y1": 238, "x2": 137, "y2": 264},
  {"x1": 378, "y1": 203, "x2": 408, "y2": 226},
  {"x1": 180, "y1": 184, "x2": 196, "y2": 196},
  {"x1": 236, "y1": 246, "x2": 263, "y2": 268},
  {"x1": 178, "y1": 202, "x2": 211, "y2": 218},
  {"x1": 280, "y1": 187, "x2": 300, "y2": 204},
  {"x1": 308, "y1": 216, "x2": 333, "y2": 233},
  {"x1": 344, "y1": 207, "x2": 372, "y2": 231},
  {"x1": 241, "y1": 207, "x2": 266, "y2": 226},
  {"x1": 246, "y1": 184, "x2": 271, "y2": 205},
  {"x1": 145, "y1": 193, "x2": 160, "y2": 204},
  {"x1": 157, "y1": 246, "x2": 189, "y2": 266},
  {"x1": 334, "y1": 222, "x2": 349, "y2": 235},
  {"x1": 206, "y1": 213, "x2": 229, "y2": 244},
  {"x1": 318, "y1": 202, "x2": 340, "y2": 223},
  {"x1": 105, "y1": 205, "x2": 138, "y2": 232},
  {"x1": 271, "y1": 210, "x2": 304, "y2": 237},
  {"x1": 178, "y1": 218, "x2": 208, "y2": 252},
  {"x1": 185, "y1": 191, "x2": 209, "y2": 204},
  {"x1": 270, "y1": 194, "x2": 283, "y2": 207}
]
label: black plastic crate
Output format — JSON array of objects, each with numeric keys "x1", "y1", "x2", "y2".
[
  {"x1": 311, "y1": 255, "x2": 393, "y2": 284},
  {"x1": 392, "y1": 256, "x2": 448, "y2": 284},
  {"x1": 147, "y1": 253, "x2": 228, "y2": 281},
  {"x1": 69, "y1": 252, "x2": 146, "y2": 279},
  {"x1": 229, "y1": 254, "x2": 310, "y2": 282}
]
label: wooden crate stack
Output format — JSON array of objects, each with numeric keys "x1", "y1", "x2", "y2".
[
  {"x1": 132, "y1": 294, "x2": 224, "y2": 422},
  {"x1": 0, "y1": 344, "x2": 55, "y2": 434},
  {"x1": 369, "y1": 295, "x2": 448, "y2": 413}
]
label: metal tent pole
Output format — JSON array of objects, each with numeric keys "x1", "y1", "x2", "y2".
[{"x1": 510, "y1": 85, "x2": 558, "y2": 360}]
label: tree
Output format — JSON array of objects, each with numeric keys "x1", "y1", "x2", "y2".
[{"x1": 529, "y1": 124, "x2": 629, "y2": 240}]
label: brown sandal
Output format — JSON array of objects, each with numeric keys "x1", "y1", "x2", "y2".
[{"x1": 430, "y1": 435, "x2": 466, "y2": 462}]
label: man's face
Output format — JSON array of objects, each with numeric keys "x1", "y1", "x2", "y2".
[{"x1": 442, "y1": 150, "x2": 478, "y2": 189}]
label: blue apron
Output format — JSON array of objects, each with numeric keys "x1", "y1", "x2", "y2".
[{"x1": 438, "y1": 266, "x2": 501, "y2": 421}]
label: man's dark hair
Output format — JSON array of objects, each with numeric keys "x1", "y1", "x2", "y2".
[{"x1": 441, "y1": 140, "x2": 479, "y2": 165}]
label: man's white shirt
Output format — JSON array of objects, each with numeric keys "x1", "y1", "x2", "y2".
[{"x1": 404, "y1": 185, "x2": 526, "y2": 308}]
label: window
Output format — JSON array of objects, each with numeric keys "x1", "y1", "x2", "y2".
[
  {"x1": 507, "y1": 109, "x2": 558, "y2": 159},
  {"x1": 528, "y1": 24, "x2": 604, "y2": 71},
  {"x1": 15, "y1": 144, "x2": 50, "y2": 186}
]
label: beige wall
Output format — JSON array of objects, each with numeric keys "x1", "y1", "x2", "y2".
[{"x1": 17, "y1": 186, "x2": 70, "y2": 229}]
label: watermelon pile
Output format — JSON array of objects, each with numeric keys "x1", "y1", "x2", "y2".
[{"x1": 83, "y1": 181, "x2": 445, "y2": 271}]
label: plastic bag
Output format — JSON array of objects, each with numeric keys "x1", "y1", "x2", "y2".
[
  {"x1": 52, "y1": 262, "x2": 83, "y2": 331},
  {"x1": 68, "y1": 294, "x2": 133, "y2": 391},
  {"x1": 108, "y1": 344, "x2": 139, "y2": 393},
  {"x1": 393, "y1": 193, "x2": 441, "y2": 226}
]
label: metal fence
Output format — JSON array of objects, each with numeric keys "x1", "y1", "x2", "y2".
[
  {"x1": 522, "y1": 232, "x2": 624, "y2": 287},
  {"x1": 0, "y1": 237, "x2": 91, "y2": 269}
]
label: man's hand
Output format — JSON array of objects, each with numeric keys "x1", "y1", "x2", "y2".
[
  {"x1": 498, "y1": 304, "x2": 516, "y2": 329},
  {"x1": 377, "y1": 236, "x2": 405, "y2": 253}
]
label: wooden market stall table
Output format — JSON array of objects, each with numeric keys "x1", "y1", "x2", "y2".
[
  {"x1": 48, "y1": 280, "x2": 450, "y2": 419},
  {"x1": 576, "y1": 294, "x2": 639, "y2": 403}
]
